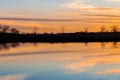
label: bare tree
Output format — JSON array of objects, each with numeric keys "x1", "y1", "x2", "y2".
[
  {"x1": 61, "y1": 26, "x2": 65, "y2": 33},
  {"x1": 101, "y1": 25, "x2": 106, "y2": 32},
  {"x1": 0, "y1": 25, "x2": 10, "y2": 33},
  {"x1": 111, "y1": 25, "x2": 119, "y2": 33},
  {"x1": 10, "y1": 28, "x2": 19, "y2": 34},
  {"x1": 33, "y1": 26, "x2": 39, "y2": 34},
  {"x1": 0, "y1": 25, "x2": 2, "y2": 33},
  {"x1": 84, "y1": 28, "x2": 88, "y2": 33}
]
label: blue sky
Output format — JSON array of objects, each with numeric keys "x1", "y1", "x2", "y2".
[
  {"x1": 0, "y1": 0, "x2": 120, "y2": 33},
  {"x1": 0, "y1": 0, "x2": 120, "y2": 18}
]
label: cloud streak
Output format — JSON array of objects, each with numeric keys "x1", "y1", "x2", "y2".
[
  {"x1": 61, "y1": 0, "x2": 120, "y2": 12},
  {"x1": 82, "y1": 13, "x2": 120, "y2": 18},
  {"x1": 105, "y1": 0, "x2": 120, "y2": 1},
  {"x1": 0, "y1": 74, "x2": 27, "y2": 80},
  {"x1": 61, "y1": 1, "x2": 94, "y2": 10},
  {"x1": 0, "y1": 17, "x2": 84, "y2": 22},
  {"x1": 0, "y1": 17, "x2": 120, "y2": 24}
]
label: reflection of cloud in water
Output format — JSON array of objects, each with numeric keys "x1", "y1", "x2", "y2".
[
  {"x1": 1, "y1": 42, "x2": 120, "y2": 76},
  {"x1": 0, "y1": 74, "x2": 27, "y2": 80},
  {"x1": 62, "y1": 57, "x2": 120, "y2": 74}
]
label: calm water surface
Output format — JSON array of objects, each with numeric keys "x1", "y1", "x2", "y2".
[{"x1": 0, "y1": 42, "x2": 120, "y2": 80}]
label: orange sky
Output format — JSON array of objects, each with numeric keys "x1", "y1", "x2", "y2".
[
  {"x1": 0, "y1": 0, "x2": 120, "y2": 33},
  {"x1": 0, "y1": 19, "x2": 120, "y2": 33}
]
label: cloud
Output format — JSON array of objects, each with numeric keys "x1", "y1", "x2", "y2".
[
  {"x1": 0, "y1": 17, "x2": 120, "y2": 24},
  {"x1": 82, "y1": 13, "x2": 120, "y2": 18},
  {"x1": 0, "y1": 74, "x2": 27, "y2": 80},
  {"x1": 0, "y1": 17, "x2": 84, "y2": 22},
  {"x1": 61, "y1": 1, "x2": 94, "y2": 10},
  {"x1": 54, "y1": 11, "x2": 120, "y2": 19},
  {"x1": 61, "y1": 0, "x2": 95, "y2": 11},
  {"x1": 105, "y1": 0, "x2": 120, "y2": 1},
  {"x1": 61, "y1": 0, "x2": 120, "y2": 12}
]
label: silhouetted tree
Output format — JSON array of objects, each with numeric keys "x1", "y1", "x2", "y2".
[
  {"x1": 0, "y1": 25, "x2": 10, "y2": 33},
  {"x1": 33, "y1": 26, "x2": 39, "y2": 34},
  {"x1": 61, "y1": 26, "x2": 65, "y2": 33},
  {"x1": 10, "y1": 28, "x2": 19, "y2": 34},
  {"x1": 111, "y1": 25, "x2": 119, "y2": 33},
  {"x1": 0, "y1": 25, "x2": 2, "y2": 33},
  {"x1": 84, "y1": 28, "x2": 88, "y2": 33},
  {"x1": 101, "y1": 25, "x2": 106, "y2": 32}
]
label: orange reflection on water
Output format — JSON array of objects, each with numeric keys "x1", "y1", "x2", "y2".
[
  {"x1": 97, "y1": 69, "x2": 120, "y2": 75},
  {"x1": 0, "y1": 42, "x2": 120, "y2": 75}
]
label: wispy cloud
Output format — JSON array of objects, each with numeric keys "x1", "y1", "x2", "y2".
[
  {"x1": 61, "y1": 0, "x2": 95, "y2": 11},
  {"x1": 105, "y1": 0, "x2": 120, "y2": 2},
  {"x1": 0, "y1": 17, "x2": 84, "y2": 22},
  {"x1": 61, "y1": 1, "x2": 94, "y2": 9},
  {"x1": 61, "y1": 0, "x2": 120, "y2": 12},
  {"x1": 82, "y1": 13, "x2": 120, "y2": 18},
  {"x1": 0, "y1": 74, "x2": 27, "y2": 80},
  {"x1": 0, "y1": 17, "x2": 120, "y2": 23}
]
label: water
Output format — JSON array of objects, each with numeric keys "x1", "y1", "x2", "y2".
[{"x1": 0, "y1": 42, "x2": 120, "y2": 80}]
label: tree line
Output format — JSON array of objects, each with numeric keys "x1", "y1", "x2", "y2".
[
  {"x1": 84, "y1": 25, "x2": 119, "y2": 33},
  {"x1": 0, "y1": 24, "x2": 120, "y2": 34}
]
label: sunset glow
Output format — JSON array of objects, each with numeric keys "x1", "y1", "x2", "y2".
[{"x1": 0, "y1": 0, "x2": 120, "y2": 33}]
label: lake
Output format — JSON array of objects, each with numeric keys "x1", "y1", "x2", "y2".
[{"x1": 0, "y1": 42, "x2": 120, "y2": 80}]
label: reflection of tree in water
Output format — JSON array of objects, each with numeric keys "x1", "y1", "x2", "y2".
[
  {"x1": 0, "y1": 42, "x2": 119, "y2": 51},
  {"x1": 84, "y1": 42, "x2": 88, "y2": 46},
  {"x1": 0, "y1": 43, "x2": 9, "y2": 50},
  {"x1": 84, "y1": 42, "x2": 119, "y2": 49},
  {"x1": 10, "y1": 43, "x2": 20, "y2": 48},
  {"x1": 101, "y1": 42, "x2": 105, "y2": 49},
  {"x1": 0, "y1": 43, "x2": 20, "y2": 50},
  {"x1": 101, "y1": 42, "x2": 118, "y2": 48},
  {"x1": 112, "y1": 42, "x2": 118, "y2": 48},
  {"x1": 31, "y1": 42, "x2": 38, "y2": 45},
  {"x1": 101, "y1": 42, "x2": 119, "y2": 48}
]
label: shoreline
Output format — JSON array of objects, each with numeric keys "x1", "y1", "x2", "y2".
[{"x1": 0, "y1": 32, "x2": 120, "y2": 43}]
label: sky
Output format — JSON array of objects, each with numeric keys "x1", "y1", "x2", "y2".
[{"x1": 0, "y1": 0, "x2": 120, "y2": 33}]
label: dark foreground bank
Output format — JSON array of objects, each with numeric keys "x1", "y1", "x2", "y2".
[{"x1": 0, "y1": 32, "x2": 120, "y2": 43}]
